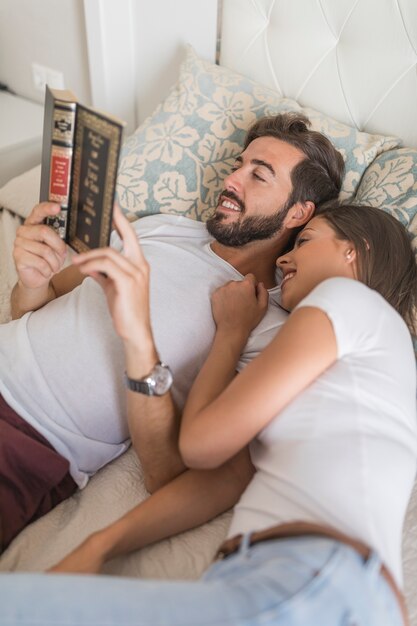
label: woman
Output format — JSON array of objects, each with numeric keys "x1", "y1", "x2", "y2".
[{"x1": 0, "y1": 203, "x2": 416, "y2": 626}]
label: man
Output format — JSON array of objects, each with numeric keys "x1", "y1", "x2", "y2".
[{"x1": 0, "y1": 112, "x2": 344, "y2": 550}]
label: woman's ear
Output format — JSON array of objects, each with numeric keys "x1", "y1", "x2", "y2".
[
  {"x1": 344, "y1": 244, "x2": 357, "y2": 265},
  {"x1": 284, "y1": 201, "x2": 315, "y2": 228}
]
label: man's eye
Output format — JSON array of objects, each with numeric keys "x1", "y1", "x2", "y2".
[{"x1": 253, "y1": 172, "x2": 265, "y2": 182}]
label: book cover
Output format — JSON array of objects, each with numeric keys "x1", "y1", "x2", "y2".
[
  {"x1": 39, "y1": 86, "x2": 124, "y2": 252},
  {"x1": 67, "y1": 105, "x2": 124, "y2": 253}
]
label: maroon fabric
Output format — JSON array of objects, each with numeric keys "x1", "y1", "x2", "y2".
[{"x1": 0, "y1": 394, "x2": 77, "y2": 551}]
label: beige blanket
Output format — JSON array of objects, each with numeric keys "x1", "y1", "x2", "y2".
[{"x1": 0, "y1": 167, "x2": 416, "y2": 625}]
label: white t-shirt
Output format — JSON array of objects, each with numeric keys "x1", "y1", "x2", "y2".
[
  {"x1": 228, "y1": 277, "x2": 417, "y2": 587},
  {"x1": 0, "y1": 214, "x2": 287, "y2": 487}
]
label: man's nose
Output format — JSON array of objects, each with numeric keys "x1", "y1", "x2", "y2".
[{"x1": 224, "y1": 168, "x2": 243, "y2": 193}]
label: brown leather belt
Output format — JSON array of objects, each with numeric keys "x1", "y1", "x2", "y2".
[{"x1": 215, "y1": 521, "x2": 409, "y2": 626}]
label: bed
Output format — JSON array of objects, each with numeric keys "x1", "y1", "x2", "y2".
[{"x1": 1, "y1": 0, "x2": 417, "y2": 620}]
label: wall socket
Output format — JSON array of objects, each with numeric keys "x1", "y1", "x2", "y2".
[{"x1": 32, "y1": 62, "x2": 65, "y2": 93}]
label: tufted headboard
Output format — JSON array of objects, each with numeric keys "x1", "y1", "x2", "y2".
[{"x1": 220, "y1": 0, "x2": 417, "y2": 149}]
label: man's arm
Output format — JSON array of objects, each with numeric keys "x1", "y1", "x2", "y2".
[
  {"x1": 11, "y1": 202, "x2": 83, "y2": 318},
  {"x1": 126, "y1": 393, "x2": 185, "y2": 493},
  {"x1": 72, "y1": 206, "x2": 185, "y2": 491},
  {"x1": 50, "y1": 448, "x2": 254, "y2": 574},
  {"x1": 124, "y1": 338, "x2": 186, "y2": 493}
]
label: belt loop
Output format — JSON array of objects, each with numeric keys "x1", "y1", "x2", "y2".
[{"x1": 238, "y1": 532, "x2": 253, "y2": 558}]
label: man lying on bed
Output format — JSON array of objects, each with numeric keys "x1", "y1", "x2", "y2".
[{"x1": 0, "y1": 112, "x2": 344, "y2": 552}]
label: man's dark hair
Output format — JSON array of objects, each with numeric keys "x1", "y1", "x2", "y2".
[{"x1": 244, "y1": 112, "x2": 345, "y2": 207}]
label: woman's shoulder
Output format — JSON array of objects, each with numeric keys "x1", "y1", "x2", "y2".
[
  {"x1": 295, "y1": 277, "x2": 412, "y2": 357},
  {"x1": 296, "y1": 277, "x2": 393, "y2": 317},
  {"x1": 305, "y1": 276, "x2": 377, "y2": 298}
]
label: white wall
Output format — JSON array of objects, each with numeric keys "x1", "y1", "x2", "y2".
[
  {"x1": 83, "y1": 0, "x2": 219, "y2": 133},
  {"x1": 0, "y1": 0, "x2": 91, "y2": 105},
  {"x1": 0, "y1": 0, "x2": 219, "y2": 182},
  {"x1": 132, "y1": 0, "x2": 218, "y2": 124}
]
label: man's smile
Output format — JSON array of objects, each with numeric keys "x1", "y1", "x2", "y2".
[
  {"x1": 216, "y1": 191, "x2": 244, "y2": 216},
  {"x1": 220, "y1": 199, "x2": 241, "y2": 212}
]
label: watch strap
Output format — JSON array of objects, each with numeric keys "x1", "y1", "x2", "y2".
[
  {"x1": 125, "y1": 375, "x2": 156, "y2": 395},
  {"x1": 124, "y1": 361, "x2": 161, "y2": 395},
  {"x1": 124, "y1": 361, "x2": 172, "y2": 396}
]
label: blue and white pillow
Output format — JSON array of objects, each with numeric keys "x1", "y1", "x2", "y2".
[
  {"x1": 116, "y1": 45, "x2": 401, "y2": 222},
  {"x1": 354, "y1": 148, "x2": 417, "y2": 252}
]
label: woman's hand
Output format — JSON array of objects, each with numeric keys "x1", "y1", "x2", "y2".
[
  {"x1": 72, "y1": 205, "x2": 152, "y2": 348},
  {"x1": 211, "y1": 273, "x2": 269, "y2": 340}
]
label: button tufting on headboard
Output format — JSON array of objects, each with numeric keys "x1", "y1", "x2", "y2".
[{"x1": 220, "y1": 0, "x2": 417, "y2": 148}]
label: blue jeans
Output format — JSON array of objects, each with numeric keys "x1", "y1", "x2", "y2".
[{"x1": 0, "y1": 536, "x2": 403, "y2": 626}]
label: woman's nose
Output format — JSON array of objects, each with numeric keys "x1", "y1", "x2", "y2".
[{"x1": 276, "y1": 253, "x2": 290, "y2": 267}]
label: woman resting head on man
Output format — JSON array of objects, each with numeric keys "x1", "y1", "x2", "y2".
[{"x1": 0, "y1": 202, "x2": 416, "y2": 626}]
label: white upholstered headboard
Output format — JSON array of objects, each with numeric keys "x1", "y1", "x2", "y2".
[{"x1": 220, "y1": 0, "x2": 417, "y2": 148}]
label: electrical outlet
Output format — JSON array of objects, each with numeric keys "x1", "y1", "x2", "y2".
[{"x1": 32, "y1": 62, "x2": 64, "y2": 93}]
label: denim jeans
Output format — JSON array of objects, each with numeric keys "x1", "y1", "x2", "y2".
[{"x1": 0, "y1": 536, "x2": 403, "y2": 626}]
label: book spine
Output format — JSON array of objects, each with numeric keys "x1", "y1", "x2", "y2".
[{"x1": 44, "y1": 101, "x2": 77, "y2": 239}]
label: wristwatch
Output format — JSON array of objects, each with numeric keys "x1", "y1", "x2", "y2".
[{"x1": 124, "y1": 362, "x2": 173, "y2": 396}]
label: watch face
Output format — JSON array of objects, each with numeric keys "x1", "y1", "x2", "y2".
[{"x1": 151, "y1": 364, "x2": 173, "y2": 395}]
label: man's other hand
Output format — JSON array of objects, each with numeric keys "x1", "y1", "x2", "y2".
[{"x1": 13, "y1": 203, "x2": 67, "y2": 290}]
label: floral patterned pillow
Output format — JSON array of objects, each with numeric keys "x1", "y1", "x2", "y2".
[
  {"x1": 354, "y1": 148, "x2": 417, "y2": 251},
  {"x1": 354, "y1": 147, "x2": 417, "y2": 351},
  {"x1": 116, "y1": 45, "x2": 401, "y2": 222}
]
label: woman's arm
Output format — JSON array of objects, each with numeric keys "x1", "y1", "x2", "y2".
[
  {"x1": 180, "y1": 304, "x2": 337, "y2": 469},
  {"x1": 50, "y1": 448, "x2": 254, "y2": 574}
]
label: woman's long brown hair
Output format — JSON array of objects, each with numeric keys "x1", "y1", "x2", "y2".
[{"x1": 316, "y1": 203, "x2": 417, "y2": 334}]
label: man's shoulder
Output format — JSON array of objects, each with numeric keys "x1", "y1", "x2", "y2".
[
  {"x1": 110, "y1": 214, "x2": 210, "y2": 249},
  {"x1": 132, "y1": 213, "x2": 209, "y2": 237}
]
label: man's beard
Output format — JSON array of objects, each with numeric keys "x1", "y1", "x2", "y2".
[{"x1": 206, "y1": 192, "x2": 292, "y2": 247}]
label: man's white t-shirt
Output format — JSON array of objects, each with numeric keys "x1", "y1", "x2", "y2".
[
  {"x1": 0, "y1": 214, "x2": 287, "y2": 486},
  {"x1": 228, "y1": 277, "x2": 417, "y2": 586}
]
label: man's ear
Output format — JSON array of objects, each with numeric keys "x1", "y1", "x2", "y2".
[{"x1": 284, "y1": 201, "x2": 315, "y2": 228}]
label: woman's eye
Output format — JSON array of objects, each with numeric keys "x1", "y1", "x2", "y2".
[{"x1": 297, "y1": 237, "x2": 308, "y2": 246}]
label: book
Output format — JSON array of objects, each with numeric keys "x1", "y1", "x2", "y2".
[
  {"x1": 39, "y1": 85, "x2": 124, "y2": 253},
  {"x1": 40, "y1": 87, "x2": 77, "y2": 238}
]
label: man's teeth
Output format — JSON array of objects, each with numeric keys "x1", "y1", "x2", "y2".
[{"x1": 222, "y1": 200, "x2": 241, "y2": 211}]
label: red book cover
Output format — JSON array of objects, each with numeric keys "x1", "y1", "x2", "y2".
[{"x1": 49, "y1": 146, "x2": 72, "y2": 201}]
